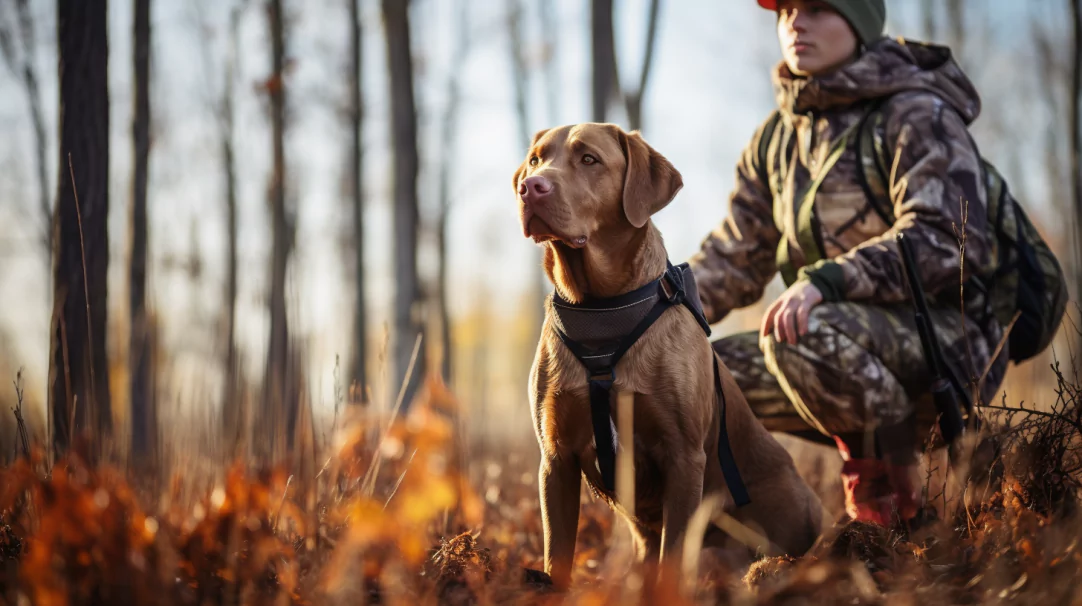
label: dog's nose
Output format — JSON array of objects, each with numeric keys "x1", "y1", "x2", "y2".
[{"x1": 520, "y1": 175, "x2": 553, "y2": 203}]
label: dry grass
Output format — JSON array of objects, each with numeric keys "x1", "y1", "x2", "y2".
[{"x1": 2, "y1": 343, "x2": 1082, "y2": 605}]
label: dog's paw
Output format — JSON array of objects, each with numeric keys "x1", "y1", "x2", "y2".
[
  {"x1": 521, "y1": 567, "x2": 556, "y2": 592},
  {"x1": 743, "y1": 554, "x2": 801, "y2": 591}
]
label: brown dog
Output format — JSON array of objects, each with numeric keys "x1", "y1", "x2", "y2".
[{"x1": 514, "y1": 123, "x2": 823, "y2": 588}]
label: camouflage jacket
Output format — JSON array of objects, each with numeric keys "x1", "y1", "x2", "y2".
[{"x1": 690, "y1": 37, "x2": 992, "y2": 326}]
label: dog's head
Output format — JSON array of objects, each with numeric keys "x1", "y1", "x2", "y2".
[{"x1": 513, "y1": 123, "x2": 683, "y2": 249}]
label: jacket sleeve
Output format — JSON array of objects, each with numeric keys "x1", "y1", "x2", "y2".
[
  {"x1": 798, "y1": 92, "x2": 993, "y2": 305},
  {"x1": 689, "y1": 116, "x2": 783, "y2": 325}
]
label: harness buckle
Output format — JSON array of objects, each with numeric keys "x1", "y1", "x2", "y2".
[{"x1": 662, "y1": 266, "x2": 685, "y2": 305}]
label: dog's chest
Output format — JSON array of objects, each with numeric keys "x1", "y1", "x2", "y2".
[
  {"x1": 546, "y1": 291, "x2": 661, "y2": 374},
  {"x1": 578, "y1": 435, "x2": 666, "y2": 522},
  {"x1": 539, "y1": 389, "x2": 666, "y2": 518}
]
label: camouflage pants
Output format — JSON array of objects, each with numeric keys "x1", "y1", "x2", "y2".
[{"x1": 714, "y1": 302, "x2": 1008, "y2": 456}]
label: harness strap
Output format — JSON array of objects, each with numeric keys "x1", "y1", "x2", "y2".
[
  {"x1": 588, "y1": 373, "x2": 617, "y2": 491},
  {"x1": 551, "y1": 261, "x2": 751, "y2": 507},
  {"x1": 553, "y1": 291, "x2": 672, "y2": 493},
  {"x1": 714, "y1": 355, "x2": 751, "y2": 506}
]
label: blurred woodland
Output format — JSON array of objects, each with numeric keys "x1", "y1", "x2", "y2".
[
  {"x1": 0, "y1": 0, "x2": 1081, "y2": 604},
  {"x1": 0, "y1": 0, "x2": 1075, "y2": 478}
]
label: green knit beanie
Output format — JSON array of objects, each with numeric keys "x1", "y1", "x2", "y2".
[{"x1": 758, "y1": 0, "x2": 887, "y2": 45}]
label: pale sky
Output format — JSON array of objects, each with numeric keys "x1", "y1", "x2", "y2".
[{"x1": 0, "y1": 0, "x2": 1071, "y2": 417}]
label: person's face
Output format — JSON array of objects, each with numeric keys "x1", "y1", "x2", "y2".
[{"x1": 777, "y1": 0, "x2": 859, "y2": 77}]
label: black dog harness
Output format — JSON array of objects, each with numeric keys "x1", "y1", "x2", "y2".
[{"x1": 548, "y1": 261, "x2": 751, "y2": 507}]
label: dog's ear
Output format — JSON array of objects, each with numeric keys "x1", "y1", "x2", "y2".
[
  {"x1": 619, "y1": 130, "x2": 683, "y2": 228},
  {"x1": 530, "y1": 128, "x2": 551, "y2": 147},
  {"x1": 513, "y1": 128, "x2": 552, "y2": 192}
]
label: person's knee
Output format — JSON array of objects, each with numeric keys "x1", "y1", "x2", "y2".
[
  {"x1": 757, "y1": 320, "x2": 844, "y2": 435},
  {"x1": 757, "y1": 304, "x2": 845, "y2": 370},
  {"x1": 759, "y1": 307, "x2": 910, "y2": 436}
]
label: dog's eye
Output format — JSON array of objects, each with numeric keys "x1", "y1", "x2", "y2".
[
  {"x1": 529, "y1": 156, "x2": 539, "y2": 167},
  {"x1": 582, "y1": 154, "x2": 598, "y2": 165}
]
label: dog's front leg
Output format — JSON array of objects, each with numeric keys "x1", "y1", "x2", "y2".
[
  {"x1": 539, "y1": 453, "x2": 581, "y2": 590},
  {"x1": 659, "y1": 450, "x2": 706, "y2": 574}
]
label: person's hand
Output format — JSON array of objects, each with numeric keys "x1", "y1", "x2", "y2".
[{"x1": 761, "y1": 281, "x2": 824, "y2": 345}]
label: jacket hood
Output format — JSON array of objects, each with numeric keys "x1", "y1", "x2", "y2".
[{"x1": 772, "y1": 37, "x2": 981, "y2": 123}]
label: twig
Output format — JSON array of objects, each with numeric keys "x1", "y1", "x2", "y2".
[
  {"x1": 982, "y1": 404, "x2": 1082, "y2": 434},
  {"x1": 12, "y1": 368, "x2": 30, "y2": 460},
  {"x1": 978, "y1": 310, "x2": 1021, "y2": 397},
  {"x1": 68, "y1": 154, "x2": 98, "y2": 425},
  {"x1": 963, "y1": 479, "x2": 977, "y2": 536},
  {"x1": 314, "y1": 454, "x2": 334, "y2": 479},
  {"x1": 360, "y1": 332, "x2": 423, "y2": 497},
  {"x1": 70, "y1": 394, "x2": 77, "y2": 456},
  {"x1": 1064, "y1": 306, "x2": 1081, "y2": 386},
  {"x1": 615, "y1": 390, "x2": 635, "y2": 517},
  {"x1": 59, "y1": 312, "x2": 73, "y2": 464},
  {"x1": 382, "y1": 448, "x2": 417, "y2": 510},
  {"x1": 332, "y1": 354, "x2": 342, "y2": 436},
  {"x1": 952, "y1": 198, "x2": 979, "y2": 403},
  {"x1": 682, "y1": 493, "x2": 779, "y2": 596},
  {"x1": 389, "y1": 333, "x2": 423, "y2": 428},
  {"x1": 272, "y1": 474, "x2": 293, "y2": 532},
  {"x1": 919, "y1": 417, "x2": 945, "y2": 511}
]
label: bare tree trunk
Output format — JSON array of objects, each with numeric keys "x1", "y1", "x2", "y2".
[
  {"x1": 534, "y1": 0, "x2": 558, "y2": 335},
  {"x1": 920, "y1": 0, "x2": 936, "y2": 41},
  {"x1": 50, "y1": 0, "x2": 112, "y2": 460},
  {"x1": 265, "y1": 0, "x2": 297, "y2": 454},
  {"x1": 129, "y1": 0, "x2": 154, "y2": 461},
  {"x1": 1072, "y1": 0, "x2": 1082, "y2": 307},
  {"x1": 591, "y1": 0, "x2": 617, "y2": 123},
  {"x1": 382, "y1": 0, "x2": 425, "y2": 410},
  {"x1": 348, "y1": 0, "x2": 368, "y2": 402},
  {"x1": 508, "y1": 0, "x2": 548, "y2": 375},
  {"x1": 437, "y1": 0, "x2": 469, "y2": 385},
  {"x1": 1033, "y1": 14, "x2": 1069, "y2": 228},
  {"x1": 508, "y1": 0, "x2": 530, "y2": 152},
  {"x1": 0, "y1": 0, "x2": 51, "y2": 260},
  {"x1": 539, "y1": 0, "x2": 559, "y2": 126},
  {"x1": 946, "y1": 0, "x2": 965, "y2": 55},
  {"x1": 623, "y1": 0, "x2": 661, "y2": 132},
  {"x1": 221, "y1": 2, "x2": 244, "y2": 445},
  {"x1": 23, "y1": 2, "x2": 49, "y2": 264},
  {"x1": 436, "y1": 201, "x2": 451, "y2": 384}
]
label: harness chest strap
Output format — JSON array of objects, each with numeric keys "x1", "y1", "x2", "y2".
[{"x1": 549, "y1": 261, "x2": 751, "y2": 507}]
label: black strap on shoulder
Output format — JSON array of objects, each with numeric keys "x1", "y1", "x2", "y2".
[
  {"x1": 662, "y1": 260, "x2": 714, "y2": 337},
  {"x1": 756, "y1": 110, "x2": 784, "y2": 191}
]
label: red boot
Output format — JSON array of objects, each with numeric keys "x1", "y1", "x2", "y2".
[
  {"x1": 833, "y1": 436, "x2": 920, "y2": 525},
  {"x1": 839, "y1": 458, "x2": 920, "y2": 525}
]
